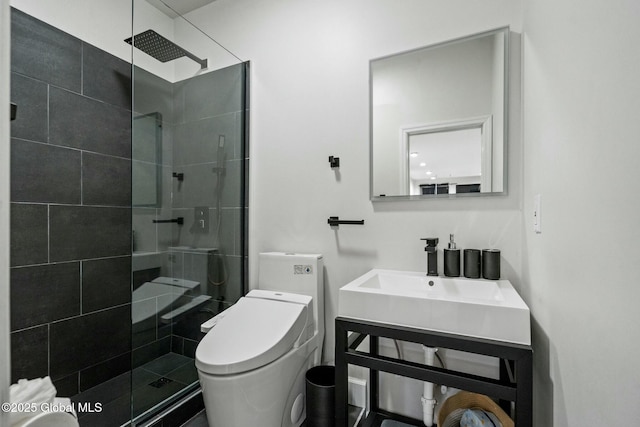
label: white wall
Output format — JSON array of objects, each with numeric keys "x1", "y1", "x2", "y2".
[
  {"x1": 184, "y1": 0, "x2": 523, "y2": 419},
  {"x1": 1, "y1": 0, "x2": 11, "y2": 423},
  {"x1": 522, "y1": 0, "x2": 640, "y2": 424}
]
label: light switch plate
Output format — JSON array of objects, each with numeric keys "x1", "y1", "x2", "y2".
[{"x1": 533, "y1": 194, "x2": 542, "y2": 234}]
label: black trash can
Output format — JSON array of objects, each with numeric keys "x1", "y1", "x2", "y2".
[{"x1": 305, "y1": 365, "x2": 335, "y2": 427}]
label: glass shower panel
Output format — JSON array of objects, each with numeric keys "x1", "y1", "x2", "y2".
[{"x1": 131, "y1": 0, "x2": 248, "y2": 422}]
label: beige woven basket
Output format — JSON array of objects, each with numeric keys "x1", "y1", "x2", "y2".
[{"x1": 437, "y1": 391, "x2": 514, "y2": 427}]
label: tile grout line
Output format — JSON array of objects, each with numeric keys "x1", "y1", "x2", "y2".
[
  {"x1": 80, "y1": 151, "x2": 83, "y2": 206},
  {"x1": 80, "y1": 42, "x2": 84, "y2": 96},
  {"x1": 47, "y1": 324, "x2": 51, "y2": 379},
  {"x1": 79, "y1": 261, "x2": 83, "y2": 315},
  {"x1": 11, "y1": 136, "x2": 133, "y2": 162},
  {"x1": 12, "y1": 254, "x2": 131, "y2": 271},
  {"x1": 11, "y1": 302, "x2": 132, "y2": 335},
  {"x1": 47, "y1": 204, "x2": 50, "y2": 264},
  {"x1": 46, "y1": 84, "x2": 50, "y2": 143},
  {"x1": 12, "y1": 201, "x2": 132, "y2": 209}
]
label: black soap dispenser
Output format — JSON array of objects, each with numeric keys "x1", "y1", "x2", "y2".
[{"x1": 444, "y1": 234, "x2": 461, "y2": 277}]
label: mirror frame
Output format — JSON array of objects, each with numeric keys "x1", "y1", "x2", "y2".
[{"x1": 369, "y1": 27, "x2": 510, "y2": 201}]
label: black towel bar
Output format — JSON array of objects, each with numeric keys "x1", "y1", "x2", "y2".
[{"x1": 328, "y1": 216, "x2": 365, "y2": 227}]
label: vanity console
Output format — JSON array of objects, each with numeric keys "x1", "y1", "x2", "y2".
[{"x1": 334, "y1": 317, "x2": 532, "y2": 427}]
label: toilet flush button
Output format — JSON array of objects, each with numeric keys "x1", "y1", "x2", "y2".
[
  {"x1": 294, "y1": 265, "x2": 313, "y2": 274},
  {"x1": 291, "y1": 393, "x2": 304, "y2": 424}
]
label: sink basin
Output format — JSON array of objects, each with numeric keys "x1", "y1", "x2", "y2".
[{"x1": 338, "y1": 269, "x2": 530, "y2": 345}]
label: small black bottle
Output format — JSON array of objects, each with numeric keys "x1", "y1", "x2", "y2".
[{"x1": 444, "y1": 234, "x2": 461, "y2": 277}]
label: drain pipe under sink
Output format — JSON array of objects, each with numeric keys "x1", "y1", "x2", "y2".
[{"x1": 421, "y1": 346, "x2": 437, "y2": 427}]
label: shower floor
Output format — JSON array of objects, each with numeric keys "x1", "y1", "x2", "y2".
[
  {"x1": 133, "y1": 353, "x2": 199, "y2": 418},
  {"x1": 74, "y1": 353, "x2": 198, "y2": 427}
]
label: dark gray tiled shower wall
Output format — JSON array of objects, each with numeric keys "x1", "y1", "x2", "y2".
[{"x1": 9, "y1": 7, "x2": 133, "y2": 398}]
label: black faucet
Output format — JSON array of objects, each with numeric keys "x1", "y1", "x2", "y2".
[{"x1": 420, "y1": 238, "x2": 439, "y2": 276}]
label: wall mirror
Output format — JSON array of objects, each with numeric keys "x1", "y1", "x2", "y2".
[{"x1": 370, "y1": 27, "x2": 509, "y2": 200}]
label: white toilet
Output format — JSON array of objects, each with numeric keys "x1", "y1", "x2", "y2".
[{"x1": 195, "y1": 252, "x2": 324, "y2": 427}]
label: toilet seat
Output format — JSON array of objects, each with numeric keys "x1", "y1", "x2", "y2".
[{"x1": 196, "y1": 297, "x2": 308, "y2": 375}]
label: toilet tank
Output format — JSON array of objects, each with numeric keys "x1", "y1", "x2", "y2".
[{"x1": 258, "y1": 252, "x2": 324, "y2": 340}]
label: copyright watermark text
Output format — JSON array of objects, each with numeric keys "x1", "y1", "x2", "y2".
[{"x1": 2, "y1": 401, "x2": 102, "y2": 414}]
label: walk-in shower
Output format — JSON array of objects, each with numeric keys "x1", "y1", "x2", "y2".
[
  {"x1": 8, "y1": 0, "x2": 248, "y2": 425},
  {"x1": 129, "y1": 0, "x2": 248, "y2": 424}
]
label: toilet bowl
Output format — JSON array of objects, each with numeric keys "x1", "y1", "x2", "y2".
[{"x1": 195, "y1": 253, "x2": 324, "y2": 427}]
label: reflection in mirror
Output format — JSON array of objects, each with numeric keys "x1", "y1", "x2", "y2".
[
  {"x1": 371, "y1": 27, "x2": 509, "y2": 200},
  {"x1": 132, "y1": 112, "x2": 162, "y2": 207},
  {"x1": 405, "y1": 117, "x2": 491, "y2": 195}
]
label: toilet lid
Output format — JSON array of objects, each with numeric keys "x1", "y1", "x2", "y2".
[{"x1": 195, "y1": 297, "x2": 307, "y2": 375}]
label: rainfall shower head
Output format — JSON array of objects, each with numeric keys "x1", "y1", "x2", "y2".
[{"x1": 125, "y1": 29, "x2": 208, "y2": 69}]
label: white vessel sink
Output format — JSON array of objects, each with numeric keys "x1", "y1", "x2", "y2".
[{"x1": 338, "y1": 269, "x2": 530, "y2": 345}]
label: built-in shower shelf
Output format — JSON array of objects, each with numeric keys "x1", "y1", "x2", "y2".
[{"x1": 161, "y1": 295, "x2": 212, "y2": 324}]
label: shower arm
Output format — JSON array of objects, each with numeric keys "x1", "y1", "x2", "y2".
[{"x1": 183, "y1": 51, "x2": 208, "y2": 70}]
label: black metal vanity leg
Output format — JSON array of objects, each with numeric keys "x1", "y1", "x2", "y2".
[
  {"x1": 515, "y1": 351, "x2": 533, "y2": 427},
  {"x1": 499, "y1": 359, "x2": 513, "y2": 414},
  {"x1": 335, "y1": 320, "x2": 348, "y2": 427},
  {"x1": 369, "y1": 335, "x2": 379, "y2": 413}
]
